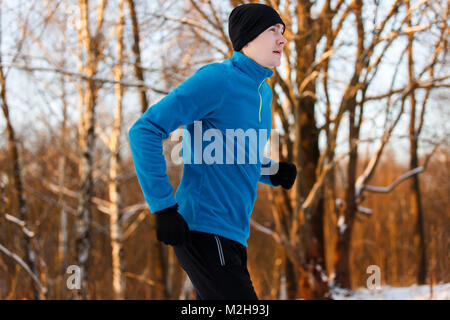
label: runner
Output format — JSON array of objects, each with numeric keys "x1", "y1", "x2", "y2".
[{"x1": 129, "y1": 3, "x2": 297, "y2": 300}]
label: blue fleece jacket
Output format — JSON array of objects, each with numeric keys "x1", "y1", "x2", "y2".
[{"x1": 128, "y1": 51, "x2": 279, "y2": 247}]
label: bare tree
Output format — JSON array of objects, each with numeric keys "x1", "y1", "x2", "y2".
[
  {"x1": 108, "y1": 0, "x2": 126, "y2": 299},
  {"x1": 126, "y1": 0, "x2": 148, "y2": 113},
  {"x1": 0, "y1": 0, "x2": 43, "y2": 299},
  {"x1": 74, "y1": 0, "x2": 108, "y2": 299},
  {"x1": 405, "y1": 0, "x2": 448, "y2": 285},
  {"x1": 332, "y1": 0, "x2": 449, "y2": 289}
]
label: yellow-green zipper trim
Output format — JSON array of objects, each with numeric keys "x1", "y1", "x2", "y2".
[{"x1": 258, "y1": 77, "x2": 268, "y2": 122}]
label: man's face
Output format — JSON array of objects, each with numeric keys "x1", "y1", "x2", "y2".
[{"x1": 241, "y1": 23, "x2": 287, "y2": 69}]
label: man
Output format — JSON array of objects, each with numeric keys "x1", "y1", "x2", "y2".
[{"x1": 128, "y1": 3, "x2": 297, "y2": 300}]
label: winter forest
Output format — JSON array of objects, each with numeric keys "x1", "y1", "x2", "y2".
[{"x1": 0, "y1": 0, "x2": 449, "y2": 300}]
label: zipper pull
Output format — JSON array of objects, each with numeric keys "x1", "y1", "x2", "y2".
[{"x1": 258, "y1": 78, "x2": 267, "y2": 123}]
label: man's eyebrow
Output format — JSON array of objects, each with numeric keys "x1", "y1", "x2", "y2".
[{"x1": 271, "y1": 24, "x2": 284, "y2": 32}]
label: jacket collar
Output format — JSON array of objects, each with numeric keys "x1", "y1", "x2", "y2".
[{"x1": 231, "y1": 51, "x2": 273, "y2": 84}]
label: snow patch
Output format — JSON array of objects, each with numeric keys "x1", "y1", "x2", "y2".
[
  {"x1": 337, "y1": 215, "x2": 347, "y2": 234},
  {"x1": 331, "y1": 283, "x2": 450, "y2": 300}
]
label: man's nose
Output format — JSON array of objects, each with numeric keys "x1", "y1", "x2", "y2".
[{"x1": 278, "y1": 34, "x2": 287, "y2": 46}]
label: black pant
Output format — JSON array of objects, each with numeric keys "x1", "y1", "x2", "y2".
[{"x1": 173, "y1": 230, "x2": 258, "y2": 300}]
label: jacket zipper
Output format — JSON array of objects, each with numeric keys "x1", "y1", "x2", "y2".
[{"x1": 258, "y1": 77, "x2": 268, "y2": 122}]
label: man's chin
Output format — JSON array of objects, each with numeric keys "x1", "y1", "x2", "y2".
[
  {"x1": 263, "y1": 59, "x2": 281, "y2": 69},
  {"x1": 271, "y1": 60, "x2": 281, "y2": 68}
]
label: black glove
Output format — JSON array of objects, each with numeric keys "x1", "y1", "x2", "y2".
[
  {"x1": 269, "y1": 162, "x2": 297, "y2": 189},
  {"x1": 155, "y1": 204, "x2": 190, "y2": 246}
]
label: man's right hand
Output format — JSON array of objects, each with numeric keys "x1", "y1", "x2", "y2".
[{"x1": 155, "y1": 204, "x2": 190, "y2": 246}]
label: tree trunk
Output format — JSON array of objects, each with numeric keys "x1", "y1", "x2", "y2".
[
  {"x1": 0, "y1": 45, "x2": 42, "y2": 299},
  {"x1": 287, "y1": 1, "x2": 330, "y2": 300},
  {"x1": 406, "y1": 0, "x2": 427, "y2": 285},
  {"x1": 284, "y1": 254, "x2": 297, "y2": 299},
  {"x1": 334, "y1": 97, "x2": 358, "y2": 289},
  {"x1": 294, "y1": 93, "x2": 330, "y2": 299},
  {"x1": 75, "y1": 76, "x2": 96, "y2": 299},
  {"x1": 410, "y1": 140, "x2": 427, "y2": 284},
  {"x1": 151, "y1": 232, "x2": 168, "y2": 299},
  {"x1": 75, "y1": 0, "x2": 106, "y2": 299},
  {"x1": 57, "y1": 73, "x2": 69, "y2": 300},
  {"x1": 126, "y1": 0, "x2": 148, "y2": 113},
  {"x1": 332, "y1": 0, "x2": 365, "y2": 290},
  {"x1": 109, "y1": 0, "x2": 126, "y2": 299}
]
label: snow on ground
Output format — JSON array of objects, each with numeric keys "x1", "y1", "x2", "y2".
[{"x1": 331, "y1": 283, "x2": 450, "y2": 300}]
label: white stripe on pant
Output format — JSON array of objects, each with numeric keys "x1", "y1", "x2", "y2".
[{"x1": 214, "y1": 235, "x2": 225, "y2": 266}]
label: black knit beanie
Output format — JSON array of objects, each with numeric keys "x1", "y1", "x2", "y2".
[{"x1": 228, "y1": 3, "x2": 285, "y2": 52}]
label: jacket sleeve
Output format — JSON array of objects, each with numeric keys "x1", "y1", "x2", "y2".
[
  {"x1": 128, "y1": 63, "x2": 226, "y2": 213},
  {"x1": 259, "y1": 156, "x2": 279, "y2": 187}
]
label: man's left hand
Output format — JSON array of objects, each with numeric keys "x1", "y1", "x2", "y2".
[{"x1": 269, "y1": 162, "x2": 297, "y2": 189}]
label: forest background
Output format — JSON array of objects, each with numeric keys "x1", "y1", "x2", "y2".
[{"x1": 0, "y1": 0, "x2": 448, "y2": 299}]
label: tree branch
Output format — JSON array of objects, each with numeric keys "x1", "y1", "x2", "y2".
[
  {"x1": 363, "y1": 166, "x2": 424, "y2": 193},
  {"x1": 1, "y1": 63, "x2": 171, "y2": 94},
  {"x1": 0, "y1": 243, "x2": 47, "y2": 296},
  {"x1": 3, "y1": 213, "x2": 35, "y2": 238},
  {"x1": 152, "y1": 12, "x2": 222, "y2": 40}
]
